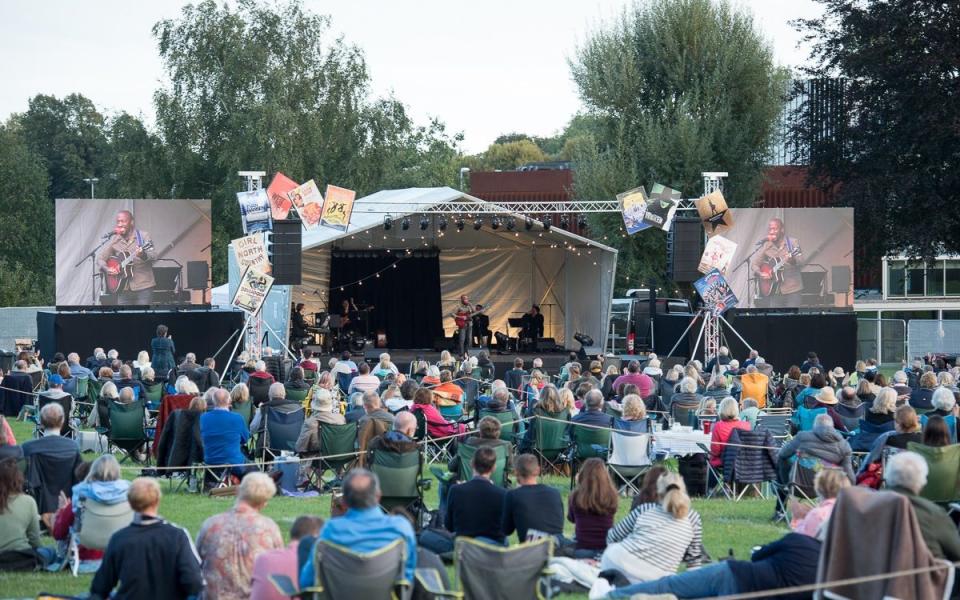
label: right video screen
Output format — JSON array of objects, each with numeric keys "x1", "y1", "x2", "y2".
[{"x1": 722, "y1": 207, "x2": 854, "y2": 310}]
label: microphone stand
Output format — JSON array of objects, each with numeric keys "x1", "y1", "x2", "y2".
[
  {"x1": 75, "y1": 237, "x2": 113, "y2": 305},
  {"x1": 730, "y1": 243, "x2": 764, "y2": 307}
]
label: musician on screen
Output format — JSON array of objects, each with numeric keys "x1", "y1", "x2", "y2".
[
  {"x1": 751, "y1": 217, "x2": 803, "y2": 307},
  {"x1": 97, "y1": 210, "x2": 157, "y2": 305}
]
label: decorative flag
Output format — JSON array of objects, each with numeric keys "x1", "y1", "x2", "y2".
[
  {"x1": 320, "y1": 185, "x2": 357, "y2": 232},
  {"x1": 695, "y1": 190, "x2": 734, "y2": 237},
  {"x1": 266, "y1": 172, "x2": 298, "y2": 220}
]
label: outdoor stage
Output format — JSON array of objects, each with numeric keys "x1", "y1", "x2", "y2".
[{"x1": 303, "y1": 346, "x2": 574, "y2": 375}]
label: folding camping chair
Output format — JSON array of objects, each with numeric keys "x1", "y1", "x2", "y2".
[
  {"x1": 531, "y1": 410, "x2": 570, "y2": 475},
  {"x1": 756, "y1": 410, "x2": 792, "y2": 446},
  {"x1": 309, "y1": 422, "x2": 358, "y2": 491},
  {"x1": 370, "y1": 447, "x2": 430, "y2": 527},
  {"x1": 697, "y1": 442, "x2": 732, "y2": 500},
  {"x1": 454, "y1": 537, "x2": 553, "y2": 600},
  {"x1": 107, "y1": 400, "x2": 151, "y2": 464},
  {"x1": 260, "y1": 406, "x2": 306, "y2": 462},
  {"x1": 722, "y1": 428, "x2": 778, "y2": 501},
  {"x1": 273, "y1": 538, "x2": 412, "y2": 600},
  {"x1": 907, "y1": 442, "x2": 960, "y2": 505},
  {"x1": 35, "y1": 394, "x2": 75, "y2": 439},
  {"x1": 285, "y1": 387, "x2": 309, "y2": 405},
  {"x1": 412, "y1": 408, "x2": 457, "y2": 466},
  {"x1": 452, "y1": 442, "x2": 508, "y2": 487},
  {"x1": 68, "y1": 498, "x2": 134, "y2": 576},
  {"x1": 607, "y1": 431, "x2": 652, "y2": 496},
  {"x1": 568, "y1": 421, "x2": 611, "y2": 488},
  {"x1": 477, "y1": 409, "x2": 520, "y2": 444}
]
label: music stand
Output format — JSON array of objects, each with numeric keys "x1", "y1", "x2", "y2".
[{"x1": 507, "y1": 317, "x2": 525, "y2": 352}]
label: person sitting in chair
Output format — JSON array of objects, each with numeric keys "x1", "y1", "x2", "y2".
[
  {"x1": 502, "y1": 454, "x2": 563, "y2": 544},
  {"x1": 445, "y1": 447, "x2": 507, "y2": 545},
  {"x1": 367, "y1": 411, "x2": 418, "y2": 455},
  {"x1": 300, "y1": 469, "x2": 417, "y2": 588},
  {"x1": 21, "y1": 403, "x2": 83, "y2": 522},
  {"x1": 356, "y1": 391, "x2": 396, "y2": 466}
]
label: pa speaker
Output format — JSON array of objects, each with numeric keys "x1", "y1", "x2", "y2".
[
  {"x1": 831, "y1": 266, "x2": 851, "y2": 293},
  {"x1": 270, "y1": 219, "x2": 302, "y2": 285},
  {"x1": 671, "y1": 219, "x2": 703, "y2": 283},
  {"x1": 186, "y1": 261, "x2": 209, "y2": 290}
]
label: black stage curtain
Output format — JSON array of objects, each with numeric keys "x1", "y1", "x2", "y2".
[
  {"x1": 330, "y1": 254, "x2": 442, "y2": 349},
  {"x1": 36, "y1": 309, "x2": 245, "y2": 364}
]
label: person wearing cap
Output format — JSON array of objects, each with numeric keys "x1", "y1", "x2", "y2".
[{"x1": 295, "y1": 387, "x2": 345, "y2": 454}]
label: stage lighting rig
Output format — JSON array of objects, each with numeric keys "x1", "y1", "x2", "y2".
[
  {"x1": 577, "y1": 214, "x2": 588, "y2": 229},
  {"x1": 401, "y1": 217, "x2": 410, "y2": 231},
  {"x1": 438, "y1": 216, "x2": 448, "y2": 231},
  {"x1": 473, "y1": 218, "x2": 483, "y2": 231},
  {"x1": 456, "y1": 218, "x2": 465, "y2": 231},
  {"x1": 419, "y1": 216, "x2": 430, "y2": 230},
  {"x1": 542, "y1": 216, "x2": 552, "y2": 231},
  {"x1": 491, "y1": 217, "x2": 501, "y2": 230},
  {"x1": 524, "y1": 217, "x2": 534, "y2": 231},
  {"x1": 383, "y1": 216, "x2": 393, "y2": 231},
  {"x1": 560, "y1": 215, "x2": 570, "y2": 229},
  {"x1": 506, "y1": 217, "x2": 516, "y2": 231}
]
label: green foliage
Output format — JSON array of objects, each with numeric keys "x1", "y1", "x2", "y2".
[
  {"x1": 153, "y1": 0, "x2": 461, "y2": 284},
  {"x1": 569, "y1": 0, "x2": 788, "y2": 292},
  {"x1": 481, "y1": 139, "x2": 547, "y2": 171},
  {"x1": 0, "y1": 123, "x2": 54, "y2": 305},
  {"x1": 792, "y1": 0, "x2": 960, "y2": 262}
]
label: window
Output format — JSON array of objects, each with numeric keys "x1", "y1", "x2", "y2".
[
  {"x1": 947, "y1": 261, "x2": 960, "y2": 296},
  {"x1": 927, "y1": 260, "x2": 945, "y2": 296},
  {"x1": 906, "y1": 262, "x2": 925, "y2": 297},
  {"x1": 887, "y1": 260, "x2": 905, "y2": 297}
]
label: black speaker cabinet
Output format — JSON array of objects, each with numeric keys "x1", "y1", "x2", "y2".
[
  {"x1": 270, "y1": 219, "x2": 303, "y2": 285},
  {"x1": 187, "y1": 261, "x2": 209, "y2": 290},
  {"x1": 671, "y1": 220, "x2": 703, "y2": 282},
  {"x1": 831, "y1": 266, "x2": 851, "y2": 293}
]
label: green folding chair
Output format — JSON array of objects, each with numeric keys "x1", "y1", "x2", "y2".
[
  {"x1": 568, "y1": 421, "x2": 611, "y2": 488},
  {"x1": 455, "y1": 443, "x2": 508, "y2": 487},
  {"x1": 272, "y1": 538, "x2": 411, "y2": 599},
  {"x1": 370, "y1": 447, "x2": 429, "y2": 517},
  {"x1": 532, "y1": 409, "x2": 570, "y2": 475},
  {"x1": 477, "y1": 409, "x2": 520, "y2": 443},
  {"x1": 108, "y1": 400, "x2": 151, "y2": 464},
  {"x1": 286, "y1": 388, "x2": 309, "y2": 404},
  {"x1": 907, "y1": 442, "x2": 960, "y2": 504},
  {"x1": 310, "y1": 422, "x2": 357, "y2": 490},
  {"x1": 232, "y1": 400, "x2": 254, "y2": 426}
]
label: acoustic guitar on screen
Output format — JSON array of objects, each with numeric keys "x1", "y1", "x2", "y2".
[
  {"x1": 104, "y1": 241, "x2": 155, "y2": 294},
  {"x1": 757, "y1": 247, "x2": 801, "y2": 297}
]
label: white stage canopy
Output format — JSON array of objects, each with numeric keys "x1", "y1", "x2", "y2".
[{"x1": 290, "y1": 187, "x2": 618, "y2": 348}]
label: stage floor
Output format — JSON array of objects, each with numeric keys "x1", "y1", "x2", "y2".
[{"x1": 304, "y1": 347, "x2": 572, "y2": 375}]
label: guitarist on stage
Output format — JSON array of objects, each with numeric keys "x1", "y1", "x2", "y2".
[
  {"x1": 97, "y1": 209, "x2": 157, "y2": 305},
  {"x1": 751, "y1": 217, "x2": 802, "y2": 308},
  {"x1": 451, "y1": 295, "x2": 481, "y2": 355}
]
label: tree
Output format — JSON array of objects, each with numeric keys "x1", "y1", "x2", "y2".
[
  {"x1": 0, "y1": 122, "x2": 54, "y2": 305},
  {"x1": 792, "y1": 0, "x2": 960, "y2": 265},
  {"x1": 153, "y1": 0, "x2": 461, "y2": 284},
  {"x1": 482, "y1": 139, "x2": 547, "y2": 171},
  {"x1": 569, "y1": 0, "x2": 788, "y2": 291}
]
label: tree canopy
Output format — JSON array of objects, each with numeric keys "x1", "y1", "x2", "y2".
[
  {"x1": 568, "y1": 0, "x2": 788, "y2": 291},
  {"x1": 791, "y1": 0, "x2": 960, "y2": 265}
]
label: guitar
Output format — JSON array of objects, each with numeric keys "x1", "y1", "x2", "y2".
[
  {"x1": 757, "y1": 247, "x2": 801, "y2": 297},
  {"x1": 104, "y1": 241, "x2": 154, "y2": 294},
  {"x1": 454, "y1": 306, "x2": 485, "y2": 329}
]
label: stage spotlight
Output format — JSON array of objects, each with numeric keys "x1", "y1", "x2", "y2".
[
  {"x1": 473, "y1": 218, "x2": 483, "y2": 231},
  {"x1": 383, "y1": 216, "x2": 392, "y2": 231},
  {"x1": 574, "y1": 331, "x2": 595, "y2": 361},
  {"x1": 438, "y1": 216, "x2": 448, "y2": 231},
  {"x1": 542, "y1": 216, "x2": 552, "y2": 231},
  {"x1": 401, "y1": 217, "x2": 410, "y2": 231},
  {"x1": 491, "y1": 217, "x2": 501, "y2": 230},
  {"x1": 494, "y1": 331, "x2": 512, "y2": 353},
  {"x1": 560, "y1": 214, "x2": 570, "y2": 229},
  {"x1": 456, "y1": 218, "x2": 465, "y2": 231},
  {"x1": 419, "y1": 216, "x2": 430, "y2": 230},
  {"x1": 577, "y1": 214, "x2": 588, "y2": 229},
  {"x1": 524, "y1": 217, "x2": 534, "y2": 231},
  {"x1": 506, "y1": 217, "x2": 516, "y2": 231}
]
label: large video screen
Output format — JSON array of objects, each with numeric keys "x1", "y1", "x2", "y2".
[
  {"x1": 55, "y1": 199, "x2": 212, "y2": 307},
  {"x1": 723, "y1": 207, "x2": 854, "y2": 310}
]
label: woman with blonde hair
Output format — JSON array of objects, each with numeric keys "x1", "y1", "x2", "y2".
[
  {"x1": 522, "y1": 369, "x2": 547, "y2": 413},
  {"x1": 230, "y1": 383, "x2": 250, "y2": 407},
  {"x1": 133, "y1": 351, "x2": 151, "y2": 371},
  {"x1": 374, "y1": 353, "x2": 399, "y2": 378},
  {"x1": 866, "y1": 387, "x2": 897, "y2": 425},
  {"x1": 437, "y1": 350, "x2": 456, "y2": 371},
  {"x1": 791, "y1": 468, "x2": 849, "y2": 538},
  {"x1": 910, "y1": 371, "x2": 938, "y2": 410},
  {"x1": 601, "y1": 472, "x2": 704, "y2": 584},
  {"x1": 614, "y1": 394, "x2": 648, "y2": 433},
  {"x1": 559, "y1": 387, "x2": 580, "y2": 417},
  {"x1": 518, "y1": 384, "x2": 567, "y2": 453}
]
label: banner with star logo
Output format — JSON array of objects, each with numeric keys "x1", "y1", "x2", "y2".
[{"x1": 696, "y1": 190, "x2": 734, "y2": 237}]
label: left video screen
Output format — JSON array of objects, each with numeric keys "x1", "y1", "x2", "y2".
[{"x1": 55, "y1": 199, "x2": 212, "y2": 307}]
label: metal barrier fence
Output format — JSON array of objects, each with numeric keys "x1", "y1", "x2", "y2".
[
  {"x1": 856, "y1": 318, "x2": 906, "y2": 365},
  {"x1": 908, "y1": 320, "x2": 960, "y2": 362}
]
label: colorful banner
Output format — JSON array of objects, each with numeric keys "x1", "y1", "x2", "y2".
[
  {"x1": 320, "y1": 185, "x2": 356, "y2": 232},
  {"x1": 287, "y1": 179, "x2": 323, "y2": 230},
  {"x1": 231, "y1": 266, "x2": 274, "y2": 316},
  {"x1": 694, "y1": 268, "x2": 738, "y2": 316},
  {"x1": 617, "y1": 186, "x2": 649, "y2": 234},
  {"x1": 266, "y1": 172, "x2": 298, "y2": 221},
  {"x1": 643, "y1": 183, "x2": 681, "y2": 231},
  {"x1": 236, "y1": 189, "x2": 271, "y2": 234},
  {"x1": 232, "y1": 233, "x2": 271, "y2": 274},
  {"x1": 696, "y1": 190, "x2": 734, "y2": 237},
  {"x1": 698, "y1": 235, "x2": 738, "y2": 274}
]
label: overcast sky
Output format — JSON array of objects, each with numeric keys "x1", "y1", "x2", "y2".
[{"x1": 0, "y1": 0, "x2": 822, "y2": 153}]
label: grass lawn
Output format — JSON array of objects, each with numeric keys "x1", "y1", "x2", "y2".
[{"x1": 2, "y1": 419, "x2": 788, "y2": 599}]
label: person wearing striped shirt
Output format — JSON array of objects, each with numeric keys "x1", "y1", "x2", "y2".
[{"x1": 598, "y1": 472, "x2": 704, "y2": 584}]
